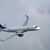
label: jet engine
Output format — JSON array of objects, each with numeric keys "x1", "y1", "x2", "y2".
[{"x1": 17, "y1": 34, "x2": 24, "y2": 37}]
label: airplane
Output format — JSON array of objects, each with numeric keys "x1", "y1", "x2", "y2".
[{"x1": 0, "y1": 15, "x2": 40, "y2": 41}]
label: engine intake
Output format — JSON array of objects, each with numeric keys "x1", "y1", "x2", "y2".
[{"x1": 17, "y1": 34, "x2": 24, "y2": 37}]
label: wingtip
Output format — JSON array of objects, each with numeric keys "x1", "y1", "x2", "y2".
[
  {"x1": 0, "y1": 39, "x2": 4, "y2": 42},
  {"x1": 25, "y1": 15, "x2": 29, "y2": 19}
]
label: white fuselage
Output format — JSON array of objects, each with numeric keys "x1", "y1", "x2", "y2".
[{"x1": 1, "y1": 25, "x2": 40, "y2": 33}]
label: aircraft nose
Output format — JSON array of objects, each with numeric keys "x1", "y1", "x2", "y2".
[
  {"x1": 33, "y1": 25, "x2": 40, "y2": 31},
  {"x1": 37, "y1": 26, "x2": 40, "y2": 30}
]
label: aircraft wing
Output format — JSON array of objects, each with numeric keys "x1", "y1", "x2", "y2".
[
  {"x1": 23, "y1": 15, "x2": 29, "y2": 26},
  {"x1": 0, "y1": 34, "x2": 16, "y2": 41}
]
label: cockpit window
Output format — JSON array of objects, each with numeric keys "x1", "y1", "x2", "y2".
[{"x1": 34, "y1": 26, "x2": 38, "y2": 28}]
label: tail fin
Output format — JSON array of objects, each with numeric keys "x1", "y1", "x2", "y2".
[
  {"x1": 23, "y1": 15, "x2": 29, "y2": 26},
  {"x1": 0, "y1": 24, "x2": 6, "y2": 29}
]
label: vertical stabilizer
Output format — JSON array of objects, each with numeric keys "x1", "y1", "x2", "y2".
[{"x1": 0, "y1": 24, "x2": 6, "y2": 29}]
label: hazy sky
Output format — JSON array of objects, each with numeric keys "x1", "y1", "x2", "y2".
[{"x1": 0, "y1": 0, "x2": 50, "y2": 50}]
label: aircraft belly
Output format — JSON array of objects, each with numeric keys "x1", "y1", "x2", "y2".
[
  {"x1": 26, "y1": 28, "x2": 39, "y2": 31},
  {"x1": 2, "y1": 29, "x2": 24, "y2": 33},
  {"x1": 2, "y1": 29, "x2": 17, "y2": 32},
  {"x1": 28, "y1": 29, "x2": 39, "y2": 31}
]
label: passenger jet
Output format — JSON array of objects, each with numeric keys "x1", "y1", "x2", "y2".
[{"x1": 0, "y1": 15, "x2": 40, "y2": 41}]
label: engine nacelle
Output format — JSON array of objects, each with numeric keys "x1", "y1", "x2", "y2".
[{"x1": 17, "y1": 34, "x2": 24, "y2": 37}]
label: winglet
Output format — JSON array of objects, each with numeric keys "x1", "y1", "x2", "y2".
[{"x1": 25, "y1": 15, "x2": 29, "y2": 19}]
